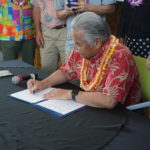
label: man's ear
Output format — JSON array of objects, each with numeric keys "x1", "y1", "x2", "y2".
[{"x1": 94, "y1": 38, "x2": 103, "y2": 49}]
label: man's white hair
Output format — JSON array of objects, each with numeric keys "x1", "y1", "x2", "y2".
[{"x1": 71, "y1": 12, "x2": 110, "y2": 46}]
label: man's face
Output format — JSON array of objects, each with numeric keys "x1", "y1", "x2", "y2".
[{"x1": 72, "y1": 29, "x2": 101, "y2": 60}]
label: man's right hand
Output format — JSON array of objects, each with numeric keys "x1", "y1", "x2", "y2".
[
  {"x1": 36, "y1": 31, "x2": 44, "y2": 48},
  {"x1": 27, "y1": 79, "x2": 45, "y2": 93}
]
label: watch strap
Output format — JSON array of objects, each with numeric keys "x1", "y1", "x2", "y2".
[{"x1": 71, "y1": 89, "x2": 80, "y2": 101}]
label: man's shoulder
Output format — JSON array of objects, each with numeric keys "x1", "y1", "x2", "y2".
[
  {"x1": 113, "y1": 43, "x2": 133, "y2": 60},
  {"x1": 68, "y1": 50, "x2": 82, "y2": 61}
]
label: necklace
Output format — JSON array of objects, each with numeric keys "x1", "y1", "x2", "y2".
[
  {"x1": 80, "y1": 35, "x2": 119, "y2": 92},
  {"x1": 128, "y1": 0, "x2": 144, "y2": 7}
]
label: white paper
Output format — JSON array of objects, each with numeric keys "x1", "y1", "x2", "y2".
[
  {"x1": 0, "y1": 70, "x2": 13, "y2": 77},
  {"x1": 10, "y1": 87, "x2": 85, "y2": 116},
  {"x1": 10, "y1": 87, "x2": 54, "y2": 103},
  {"x1": 37, "y1": 99, "x2": 85, "y2": 115}
]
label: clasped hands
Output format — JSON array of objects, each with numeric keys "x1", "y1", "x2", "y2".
[
  {"x1": 27, "y1": 79, "x2": 71, "y2": 100},
  {"x1": 65, "y1": 1, "x2": 89, "y2": 15}
]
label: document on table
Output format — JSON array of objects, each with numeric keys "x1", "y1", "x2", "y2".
[
  {"x1": 0, "y1": 70, "x2": 13, "y2": 77},
  {"x1": 9, "y1": 87, "x2": 85, "y2": 117},
  {"x1": 10, "y1": 87, "x2": 54, "y2": 103}
]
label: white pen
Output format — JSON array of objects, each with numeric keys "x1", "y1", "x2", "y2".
[
  {"x1": 30, "y1": 73, "x2": 36, "y2": 93},
  {"x1": 30, "y1": 73, "x2": 35, "y2": 84}
]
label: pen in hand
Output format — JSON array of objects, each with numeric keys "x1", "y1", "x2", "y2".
[
  {"x1": 29, "y1": 74, "x2": 36, "y2": 93},
  {"x1": 27, "y1": 75, "x2": 44, "y2": 94}
]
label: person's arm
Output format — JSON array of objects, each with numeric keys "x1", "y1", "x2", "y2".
[
  {"x1": 73, "y1": 91, "x2": 118, "y2": 109},
  {"x1": 69, "y1": 0, "x2": 116, "y2": 14},
  {"x1": 40, "y1": 69, "x2": 69, "y2": 87},
  {"x1": 43, "y1": 87, "x2": 118, "y2": 109},
  {"x1": 75, "y1": 2, "x2": 115, "y2": 14},
  {"x1": 33, "y1": 6, "x2": 41, "y2": 34},
  {"x1": 27, "y1": 70, "x2": 69, "y2": 93},
  {"x1": 32, "y1": 6, "x2": 44, "y2": 47},
  {"x1": 55, "y1": 0, "x2": 74, "y2": 20},
  {"x1": 30, "y1": 50, "x2": 78, "y2": 93},
  {"x1": 56, "y1": 9, "x2": 70, "y2": 20},
  {"x1": 87, "y1": 4, "x2": 115, "y2": 14},
  {"x1": 56, "y1": 2, "x2": 115, "y2": 20},
  {"x1": 56, "y1": 5, "x2": 75, "y2": 20}
]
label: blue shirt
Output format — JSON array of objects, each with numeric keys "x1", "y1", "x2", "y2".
[{"x1": 55, "y1": 0, "x2": 116, "y2": 53}]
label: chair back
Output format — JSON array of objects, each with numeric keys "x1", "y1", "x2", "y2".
[{"x1": 134, "y1": 56, "x2": 150, "y2": 101}]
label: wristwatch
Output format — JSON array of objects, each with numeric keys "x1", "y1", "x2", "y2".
[{"x1": 71, "y1": 89, "x2": 80, "y2": 101}]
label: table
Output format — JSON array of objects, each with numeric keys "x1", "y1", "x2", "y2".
[{"x1": 0, "y1": 60, "x2": 150, "y2": 150}]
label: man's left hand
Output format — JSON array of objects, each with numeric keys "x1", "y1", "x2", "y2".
[{"x1": 43, "y1": 88, "x2": 71, "y2": 100}]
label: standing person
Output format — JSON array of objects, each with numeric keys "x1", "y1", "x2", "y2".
[
  {"x1": 117, "y1": 0, "x2": 150, "y2": 59},
  {"x1": 55, "y1": 0, "x2": 116, "y2": 60},
  {"x1": 0, "y1": 0, "x2": 36, "y2": 65},
  {"x1": 31, "y1": 0, "x2": 67, "y2": 73}
]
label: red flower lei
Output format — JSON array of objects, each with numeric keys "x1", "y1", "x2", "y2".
[{"x1": 80, "y1": 35, "x2": 119, "y2": 92}]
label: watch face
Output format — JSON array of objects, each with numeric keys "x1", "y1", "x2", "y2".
[
  {"x1": 73, "y1": 89, "x2": 79, "y2": 95},
  {"x1": 72, "y1": 89, "x2": 80, "y2": 100}
]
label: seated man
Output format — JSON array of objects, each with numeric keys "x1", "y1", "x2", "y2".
[{"x1": 27, "y1": 12, "x2": 141, "y2": 109}]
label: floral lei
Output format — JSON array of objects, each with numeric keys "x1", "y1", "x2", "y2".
[
  {"x1": 80, "y1": 35, "x2": 119, "y2": 92},
  {"x1": 128, "y1": 0, "x2": 144, "y2": 7},
  {"x1": 11, "y1": 0, "x2": 26, "y2": 6}
]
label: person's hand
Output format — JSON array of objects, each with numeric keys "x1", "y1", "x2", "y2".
[
  {"x1": 35, "y1": 30, "x2": 44, "y2": 48},
  {"x1": 27, "y1": 79, "x2": 45, "y2": 93},
  {"x1": 71, "y1": 1, "x2": 89, "y2": 13},
  {"x1": 43, "y1": 88, "x2": 71, "y2": 100},
  {"x1": 64, "y1": 2, "x2": 76, "y2": 16},
  {"x1": 147, "y1": 54, "x2": 150, "y2": 70}
]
